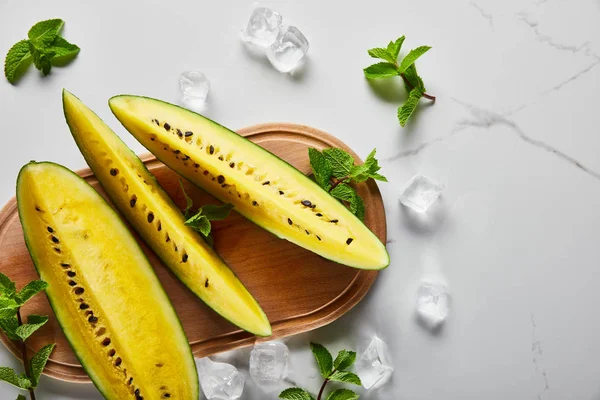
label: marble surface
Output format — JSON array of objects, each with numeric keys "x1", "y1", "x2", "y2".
[{"x1": 1, "y1": 0, "x2": 600, "y2": 399}]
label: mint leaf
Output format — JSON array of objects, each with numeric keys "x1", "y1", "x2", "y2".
[
  {"x1": 0, "y1": 315, "x2": 20, "y2": 341},
  {"x1": 15, "y1": 315, "x2": 48, "y2": 341},
  {"x1": 30, "y1": 343, "x2": 55, "y2": 387},
  {"x1": 349, "y1": 149, "x2": 387, "y2": 183},
  {"x1": 200, "y1": 203, "x2": 234, "y2": 221},
  {"x1": 398, "y1": 88, "x2": 424, "y2": 127},
  {"x1": 387, "y1": 36, "x2": 405, "y2": 60},
  {"x1": 0, "y1": 298, "x2": 19, "y2": 319},
  {"x1": 363, "y1": 62, "x2": 399, "y2": 79},
  {"x1": 402, "y1": 64, "x2": 425, "y2": 92},
  {"x1": 47, "y1": 36, "x2": 79, "y2": 65},
  {"x1": 16, "y1": 280, "x2": 48, "y2": 305},
  {"x1": 367, "y1": 48, "x2": 396, "y2": 64},
  {"x1": 179, "y1": 179, "x2": 194, "y2": 218},
  {"x1": 329, "y1": 371, "x2": 362, "y2": 386},
  {"x1": 0, "y1": 367, "x2": 31, "y2": 389},
  {"x1": 308, "y1": 148, "x2": 333, "y2": 191},
  {"x1": 323, "y1": 148, "x2": 354, "y2": 179},
  {"x1": 17, "y1": 395, "x2": 27, "y2": 400},
  {"x1": 310, "y1": 343, "x2": 333, "y2": 378},
  {"x1": 185, "y1": 213, "x2": 211, "y2": 237},
  {"x1": 279, "y1": 387, "x2": 315, "y2": 400},
  {"x1": 333, "y1": 350, "x2": 357, "y2": 371},
  {"x1": 330, "y1": 184, "x2": 365, "y2": 220},
  {"x1": 29, "y1": 44, "x2": 55, "y2": 76},
  {"x1": 326, "y1": 389, "x2": 360, "y2": 400},
  {"x1": 28, "y1": 19, "x2": 64, "y2": 48},
  {"x1": 0, "y1": 273, "x2": 16, "y2": 298},
  {"x1": 4, "y1": 40, "x2": 31, "y2": 84},
  {"x1": 398, "y1": 45, "x2": 431, "y2": 73}
]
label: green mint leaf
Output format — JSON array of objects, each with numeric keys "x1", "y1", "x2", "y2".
[
  {"x1": 310, "y1": 342, "x2": 333, "y2": 378},
  {"x1": 4, "y1": 40, "x2": 32, "y2": 84},
  {"x1": 363, "y1": 62, "x2": 399, "y2": 79},
  {"x1": 398, "y1": 88, "x2": 424, "y2": 127},
  {"x1": 398, "y1": 45, "x2": 431, "y2": 73},
  {"x1": 387, "y1": 36, "x2": 405, "y2": 60},
  {"x1": 47, "y1": 36, "x2": 79, "y2": 66},
  {"x1": 333, "y1": 350, "x2": 357, "y2": 371},
  {"x1": 0, "y1": 315, "x2": 20, "y2": 341},
  {"x1": 17, "y1": 394, "x2": 27, "y2": 400},
  {"x1": 200, "y1": 203, "x2": 234, "y2": 221},
  {"x1": 0, "y1": 273, "x2": 16, "y2": 298},
  {"x1": 367, "y1": 48, "x2": 396, "y2": 64},
  {"x1": 308, "y1": 148, "x2": 332, "y2": 191},
  {"x1": 30, "y1": 343, "x2": 55, "y2": 387},
  {"x1": 179, "y1": 179, "x2": 194, "y2": 218},
  {"x1": 329, "y1": 371, "x2": 362, "y2": 386},
  {"x1": 0, "y1": 298, "x2": 19, "y2": 319},
  {"x1": 279, "y1": 387, "x2": 315, "y2": 400},
  {"x1": 323, "y1": 148, "x2": 354, "y2": 179},
  {"x1": 16, "y1": 280, "x2": 48, "y2": 305},
  {"x1": 185, "y1": 213, "x2": 212, "y2": 237},
  {"x1": 330, "y1": 184, "x2": 365, "y2": 220},
  {"x1": 0, "y1": 367, "x2": 31, "y2": 390},
  {"x1": 15, "y1": 314, "x2": 48, "y2": 341},
  {"x1": 349, "y1": 149, "x2": 387, "y2": 183},
  {"x1": 29, "y1": 44, "x2": 55, "y2": 76},
  {"x1": 326, "y1": 389, "x2": 360, "y2": 400},
  {"x1": 402, "y1": 64, "x2": 425, "y2": 93},
  {"x1": 28, "y1": 19, "x2": 64, "y2": 48}
]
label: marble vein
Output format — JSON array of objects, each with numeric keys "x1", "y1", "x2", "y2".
[
  {"x1": 470, "y1": 2, "x2": 494, "y2": 29},
  {"x1": 531, "y1": 314, "x2": 550, "y2": 399}
]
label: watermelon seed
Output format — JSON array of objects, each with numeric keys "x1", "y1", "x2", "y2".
[
  {"x1": 164, "y1": 123, "x2": 171, "y2": 131},
  {"x1": 128, "y1": 377, "x2": 133, "y2": 385},
  {"x1": 182, "y1": 155, "x2": 189, "y2": 161},
  {"x1": 316, "y1": 213, "x2": 323, "y2": 217},
  {"x1": 165, "y1": 234, "x2": 170, "y2": 242},
  {"x1": 114, "y1": 357, "x2": 122, "y2": 366},
  {"x1": 301, "y1": 200, "x2": 312, "y2": 207},
  {"x1": 305, "y1": 230, "x2": 310, "y2": 235},
  {"x1": 96, "y1": 327, "x2": 106, "y2": 336},
  {"x1": 110, "y1": 168, "x2": 119, "y2": 176},
  {"x1": 102, "y1": 338, "x2": 111, "y2": 346},
  {"x1": 217, "y1": 175, "x2": 225, "y2": 184},
  {"x1": 68, "y1": 280, "x2": 76, "y2": 286},
  {"x1": 177, "y1": 129, "x2": 183, "y2": 137},
  {"x1": 209, "y1": 145, "x2": 215, "y2": 154},
  {"x1": 35, "y1": 206, "x2": 42, "y2": 212},
  {"x1": 47, "y1": 227, "x2": 53, "y2": 233},
  {"x1": 194, "y1": 163, "x2": 200, "y2": 168},
  {"x1": 147, "y1": 213, "x2": 154, "y2": 223},
  {"x1": 279, "y1": 191, "x2": 284, "y2": 195},
  {"x1": 173, "y1": 150, "x2": 180, "y2": 154},
  {"x1": 182, "y1": 253, "x2": 188, "y2": 262},
  {"x1": 174, "y1": 245, "x2": 178, "y2": 252},
  {"x1": 54, "y1": 247, "x2": 61, "y2": 253},
  {"x1": 156, "y1": 363, "x2": 164, "y2": 367},
  {"x1": 317, "y1": 236, "x2": 322, "y2": 241},
  {"x1": 79, "y1": 303, "x2": 89, "y2": 310},
  {"x1": 288, "y1": 218, "x2": 293, "y2": 225},
  {"x1": 252, "y1": 201, "x2": 258, "y2": 206},
  {"x1": 135, "y1": 389, "x2": 140, "y2": 397},
  {"x1": 51, "y1": 236, "x2": 59, "y2": 243},
  {"x1": 160, "y1": 386, "x2": 166, "y2": 390},
  {"x1": 263, "y1": 181, "x2": 270, "y2": 185},
  {"x1": 330, "y1": 219, "x2": 339, "y2": 223},
  {"x1": 61, "y1": 263, "x2": 70, "y2": 268},
  {"x1": 218, "y1": 155, "x2": 224, "y2": 161},
  {"x1": 109, "y1": 349, "x2": 116, "y2": 357},
  {"x1": 346, "y1": 238, "x2": 354, "y2": 245},
  {"x1": 150, "y1": 137, "x2": 155, "y2": 141},
  {"x1": 153, "y1": 119, "x2": 159, "y2": 126},
  {"x1": 74, "y1": 287, "x2": 84, "y2": 295},
  {"x1": 203, "y1": 170, "x2": 209, "y2": 175},
  {"x1": 130, "y1": 195, "x2": 137, "y2": 207},
  {"x1": 185, "y1": 131, "x2": 193, "y2": 137},
  {"x1": 229, "y1": 162, "x2": 235, "y2": 168},
  {"x1": 157, "y1": 221, "x2": 162, "y2": 231},
  {"x1": 67, "y1": 271, "x2": 76, "y2": 277},
  {"x1": 89, "y1": 315, "x2": 98, "y2": 323},
  {"x1": 205, "y1": 279, "x2": 209, "y2": 288},
  {"x1": 163, "y1": 394, "x2": 171, "y2": 399}
]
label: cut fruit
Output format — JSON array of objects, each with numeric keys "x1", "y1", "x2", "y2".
[
  {"x1": 109, "y1": 96, "x2": 390, "y2": 270},
  {"x1": 16, "y1": 162, "x2": 198, "y2": 400},
  {"x1": 63, "y1": 90, "x2": 271, "y2": 337}
]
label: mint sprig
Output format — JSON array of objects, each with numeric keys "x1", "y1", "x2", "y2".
[
  {"x1": 309, "y1": 148, "x2": 387, "y2": 221},
  {"x1": 179, "y1": 179, "x2": 234, "y2": 246},
  {"x1": 4, "y1": 19, "x2": 79, "y2": 84},
  {"x1": 279, "y1": 343, "x2": 362, "y2": 400},
  {"x1": 364, "y1": 36, "x2": 436, "y2": 127},
  {"x1": 0, "y1": 272, "x2": 54, "y2": 400}
]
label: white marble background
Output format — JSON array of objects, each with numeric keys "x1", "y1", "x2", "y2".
[{"x1": 1, "y1": 0, "x2": 600, "y2": 399}]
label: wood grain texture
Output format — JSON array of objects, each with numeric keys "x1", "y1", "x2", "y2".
[{"x1": 0, "y1": 123, "x2": 387, "y2": 383}]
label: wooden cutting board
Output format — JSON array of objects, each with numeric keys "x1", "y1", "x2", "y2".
[{"x1": 0, "y1": 123, "x2": 387, "y2": 383}]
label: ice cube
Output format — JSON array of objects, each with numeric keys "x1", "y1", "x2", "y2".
[
  {"x1": 354, "y1": 336, "x2": 394, "y2": 390},
  {"x1": 241, "y1": 7, "x2": 283, "y2": 49},
  {"x1": 266, "y1": 26, "x2": 309, "y2": 73},
  {"x1": 249, "y1": 342, "x2": 289, "y2": 391},
  {"x1": 416, "y1": 281, "x2": 450, "y2": 330},
  {"x1": 399, "y1": 175, "x2": 445, "y2": 213},
  {"x1": 196, "y1": 357, "x2": 244, "y2": 400},
  {"x1": 179, "y1": 71, "x2": 210, "y2": 112}
]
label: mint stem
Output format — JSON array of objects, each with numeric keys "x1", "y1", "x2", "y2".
[
  {"x1": 16, "y1": 309, "x2": 36, "y2": 400},
  {"x1": 330, "y1": 177, "x2": 349, "y2": 190},
  {"x1": 317, "y1": 369, "x2": 336, "y2": 400},
  {"x1": 400, "y1": 73, "x2": 436, "y2": 101}
]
